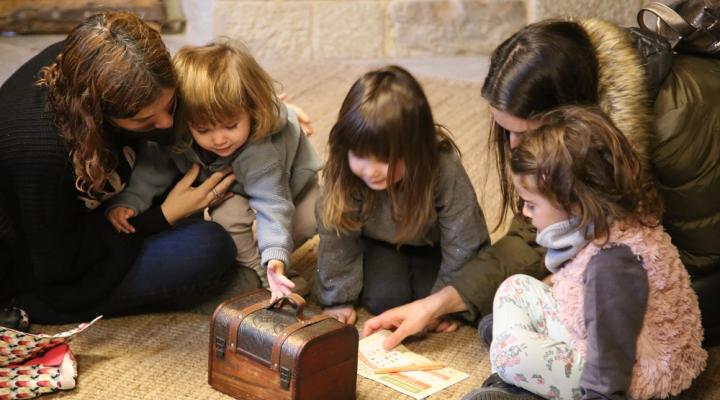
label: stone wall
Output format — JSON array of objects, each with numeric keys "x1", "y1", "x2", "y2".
[
  {"x1": 211, "y1": 0, "x2": 665, "y2": 60},
  {"x1": 529, "y1": 0, "x2": 671, "y2": 26},
  {"x1": 213, "y1": 0, "x2": 527, "y2": 60}
]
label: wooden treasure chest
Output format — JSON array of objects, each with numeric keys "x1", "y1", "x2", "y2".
[{"x1": 209, "y1": 290, "x2": 358, "y2": 400}]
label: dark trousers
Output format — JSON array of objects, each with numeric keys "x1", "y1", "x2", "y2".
[
  {"x1": 9, "y1": 219, "x2": 256, "y2": 324},
  {"x1": 692, "y1": 269, "x2": 720, "y2": 347},
  {"x1": 361, "y1": 237, "x2": 442, "y2": 315}
]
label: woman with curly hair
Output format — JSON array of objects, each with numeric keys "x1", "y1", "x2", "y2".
[{"x1": 0, "y1": 11, "x2": 251, "y2": 324}]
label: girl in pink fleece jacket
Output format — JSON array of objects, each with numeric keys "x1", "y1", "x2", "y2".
[{"x1": 476, "y1": 106, "x2": 706, "y2": 400}]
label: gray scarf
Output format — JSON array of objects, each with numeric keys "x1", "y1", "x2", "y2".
[{"x1": 536, "y1": 218, "x2": 591, "y2": 273}]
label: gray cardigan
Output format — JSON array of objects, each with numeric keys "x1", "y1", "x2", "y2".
[
  {"x1": 109, "y1": 104, "x2": 322, "y2": 267},
  {"x1": 314, "y1": 148, "x2": 488, "y2": 307}
]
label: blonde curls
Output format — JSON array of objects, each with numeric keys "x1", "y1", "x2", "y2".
[{"x1": 171, "y1": 40, "x2": 279, "y2": 152}]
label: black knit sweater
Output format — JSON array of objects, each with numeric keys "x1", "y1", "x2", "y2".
[{"x1": 0, "y1": 42, "x2": 170, "y2": 311}]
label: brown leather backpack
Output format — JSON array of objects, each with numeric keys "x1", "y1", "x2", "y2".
[{"x1": 638, "y1": 0, "x2": 720, "y2": 57}]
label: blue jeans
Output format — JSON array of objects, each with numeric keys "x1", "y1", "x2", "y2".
[{"x1": 13, "y1": 220, "x2": 249, "y2": 324}]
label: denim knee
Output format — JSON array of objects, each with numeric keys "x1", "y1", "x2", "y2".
[{"x1": 182, "y1": 220, "x2": 235, "y2": 265}]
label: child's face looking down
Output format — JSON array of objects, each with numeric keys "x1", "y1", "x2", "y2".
[
  {"x1": 348, "y1": 151, "x2": 405, "y2": 191},
  {"x1": 189, "y1": 111, "x2": 251, "y2": 157},
  {"x1": 512, "y1": 174, "x2": 569, "y2": 233}
]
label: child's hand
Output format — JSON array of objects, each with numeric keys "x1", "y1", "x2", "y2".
[
  {"x1": 267, "y1": 260, "x2": 295, "y2": 302},
  {"x1": 107, "y1": 207, "x2": 136, "y2": 234},
  {"x1": 278, "y1": 93, "x2": 314, "y2": 136},
  {"x1": 323, "y1": 306, "x2": 357, "y2": 325}
]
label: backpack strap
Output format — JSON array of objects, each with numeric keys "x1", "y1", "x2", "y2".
[{"x1": 638, "y1": 2, "x2": 696, "y2": 39}]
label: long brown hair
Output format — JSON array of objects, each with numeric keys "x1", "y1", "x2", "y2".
[
  {"x1": 482, "y1": 20, "x2": 599, "y2": 229},
  {"x1": 172, "y1": 40, "x2": 279, "y2": 151},
  {"x1": 322, "y1": 65, "x2": 459, "y2": 243},
  {"x1": 36, "y1": 11, "x2": 174, "y2": 197},
  {"x1": 509, "y1": 106, "x2": 661, "y2": 241}
]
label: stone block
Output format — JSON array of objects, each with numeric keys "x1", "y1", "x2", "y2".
[
  {"x1": 314, "y1": 1, "x2": 385, "y2": 59},
  {"x1": 529, "y1": 0, "x2": 647, "y2": 26},
  {"x1": 387, "y1": 0, "x2": 527, "y2": 56},
  {"x1": 213, "y1": 1, "x2": 312, "y2": 60}
]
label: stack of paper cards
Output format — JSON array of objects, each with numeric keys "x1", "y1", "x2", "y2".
[{"x1": 358, "y1": 330, "x2": 468, "y2": 399}]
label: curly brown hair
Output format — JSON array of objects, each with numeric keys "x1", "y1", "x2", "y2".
[
  {"x1": 322, "y1": 65, "x2": 459, "y2": 244},
  {"x1": 509, "y1": 106, "x2": 662, "y2": 241},
  {"x1": 36, "y1": 11, "x2": 174, "y2": 198}
]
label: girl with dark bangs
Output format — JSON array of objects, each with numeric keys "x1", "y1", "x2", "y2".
[{"x1": 315, "y1": 66, "x2": 490, "y2": 327}]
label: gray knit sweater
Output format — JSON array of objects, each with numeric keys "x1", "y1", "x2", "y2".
[
  {"x1": 314, "y1": 148, "x2": 488, "y2": 307},
  {"x1": 109, "y1": 104, "x2": 322, "y2": 267}
]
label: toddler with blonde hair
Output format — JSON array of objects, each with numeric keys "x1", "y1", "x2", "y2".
[{"x1": 107, "y1": 40, "x2": 321, "y2": 300}]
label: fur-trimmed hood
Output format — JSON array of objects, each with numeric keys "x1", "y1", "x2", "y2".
[
  {"x1": 579, "y1": 19, "x2": 720, "y2": 273},
  {"x1": 578, "y1": 19, "x2": 654, "y2": 169}
]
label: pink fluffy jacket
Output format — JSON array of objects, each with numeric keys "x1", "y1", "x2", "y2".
[{"x1": 553, "y1": 222, "x2": 707, "y2": 399}]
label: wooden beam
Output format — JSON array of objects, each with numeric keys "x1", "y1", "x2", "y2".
[{"x1": 0, "y1": 0, "x2": 166, "y2": 34}]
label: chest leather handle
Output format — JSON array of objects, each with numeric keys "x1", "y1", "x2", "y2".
[{"x1": 266, "y1": 293, "x2": 307, "y2": 320}]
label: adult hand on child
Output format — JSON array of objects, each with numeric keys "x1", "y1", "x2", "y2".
[
  {"x1": 161, "y1": 164, "x2": 235, "y2": 225},
  {"x1": 322, "y1": 306, "x2": 357, "y2": 325},
  {"x1": 267, "y1": 260, "x2": 296, "y2": 302},
  {"x1": 107, "y1": 206, "x2": 136, "y2": 234},
  {"x1": 278, "y1": 93, "x2": 314, "y2": 136}
]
